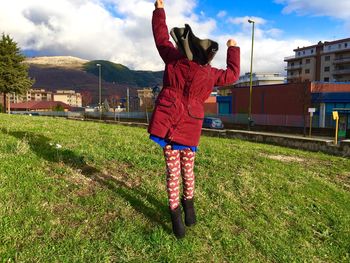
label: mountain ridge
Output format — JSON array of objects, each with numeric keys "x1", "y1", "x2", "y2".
[{"x1": 25, "y1": 56, "x2": 163, "y2": 103}]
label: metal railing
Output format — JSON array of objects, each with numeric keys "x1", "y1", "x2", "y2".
[
  {"x1": 11, "y1": 111, "x2": 342, "y2": 129},
  {"x1": 333, "y1": 57, "x2": 350, "y2": 64},
  {"x1": 333, "y1": 69, "x2": 350, "y2": 75}
]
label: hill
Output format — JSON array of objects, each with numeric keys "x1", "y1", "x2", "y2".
[
  {"x1": 84, "y1": 60, "x2": 163, "y2": 87},
  {"x1": 25, "y1": 56, "x2": 163, "y2": 103},
  {"x1": 25, "y1": 56, "x2": 89, "y2": 69}
]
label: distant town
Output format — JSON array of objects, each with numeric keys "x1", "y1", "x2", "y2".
[{"x1": 1, "y1": 37, "x2": 350, "y2": 138}]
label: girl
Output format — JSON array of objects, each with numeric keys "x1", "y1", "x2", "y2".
[{"x1": 149, "y1": 0, "x2": 240, "y2": 238}]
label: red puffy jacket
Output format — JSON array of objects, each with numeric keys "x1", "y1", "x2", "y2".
[{"x1": 148, "y1": 8, "x2": 240, "y2": 147}]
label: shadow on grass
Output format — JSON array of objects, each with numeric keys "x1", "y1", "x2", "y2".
[
  {"x1": 85, "y1": 170, "x2": 171, "y2": 234},
  {"x1": 1, "y1": 128, "x2": 171, "y2": 234},
  {"x1": 0, "y1": 129, "x2": 99, "y2": 175}
]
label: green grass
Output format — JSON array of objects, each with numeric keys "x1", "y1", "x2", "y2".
[{"x1": 0, "y1": 113, "x2": 350, "y2": 262}]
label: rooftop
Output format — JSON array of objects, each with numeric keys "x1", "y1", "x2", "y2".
[{"x1": 11, "y1": 101, "x2": 71, "y2": 110}]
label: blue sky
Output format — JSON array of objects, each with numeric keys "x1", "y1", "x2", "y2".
[
  {"x1": 197, "y1": 0, "x2": 348, "y2": 40},
  {"x1": 0, "y1": 0, "x2": 349, "y2": 74}
]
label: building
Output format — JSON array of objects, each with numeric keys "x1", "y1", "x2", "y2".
[
  {"x1": 234, "y1": 72, "x2": 285, "y2": 87},
  {"x1": 9, "y1": 89, "x2": 53, "y2": 103},
  {"x1": 136, "y1": 87, "x2": 162, "y2": 111},
  {"x1": 10, "y1": 101, "x2": 71, "y2": 112},
  {"x1": 217, "y1": 82, "x2": 311, "y2": 126},
  {"x1": 2, "y1": 89, "x2": 82, "y2": 112},
  {"x1": 218, "y1": 72, "x2": 285, "y2": 96},
  {"x1": 137, "y1": 88, "x2": 153, "y2": 110},
  {"x1": 285, "y1": 38, "x2": 350, "y2": 83},
  {"x1": 217, "y1": 82, "x2": 350, "y2": 131},
  {"x1": 311, "y1": 82, "x2": 350, "y2": 129},
  {"x1": 53, "y1": 90, "x2": 82, "y2": 107},
  {"x1": 204, "y1": 92, "x2": 218, "y2": 114}
]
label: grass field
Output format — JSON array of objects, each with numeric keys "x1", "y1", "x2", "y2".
[{"x1": 0, "y1": 113, "x2": 350, "y2": 262}]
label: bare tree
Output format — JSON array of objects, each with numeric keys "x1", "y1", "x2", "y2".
[{"x1": 108, "y1": 95, "x2": 120, "y2": 121}]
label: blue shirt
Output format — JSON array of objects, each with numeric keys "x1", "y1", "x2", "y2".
[{"x1": 150, "y1": 135, "x2": 197, "y2": 152}]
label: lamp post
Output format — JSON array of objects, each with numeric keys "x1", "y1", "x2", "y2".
[
  {"x1": 96, "y1": 63, "x2": 102, "y2": 120},
  {"x1": 248, "y1": 19, "x2": 255, "y2": 130}
]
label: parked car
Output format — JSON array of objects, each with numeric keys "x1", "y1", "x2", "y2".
[{"x1": 202, "y1": 117, "x2": 224, "y2": 129}]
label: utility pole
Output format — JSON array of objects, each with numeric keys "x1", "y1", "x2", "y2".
[
  {"x1": 248, "y1": 19, "x2": 255, "y2": 130},
  {"x1": 96, "y1": 63, "x2": 102, "y2": 120},
  {"x1": 127, "y1": 88, "x2": 130, "y2": 113}
]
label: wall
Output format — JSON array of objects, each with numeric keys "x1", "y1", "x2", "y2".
[
  {"x1": 230, "y1": 82, "x2": 312, "y2": 115},
  {"x1": 200, "y1": 128, "x2": 350, "y2": 157},
  {"x1": 311, "y1": 82, "x2": 350, "y2": 92},
  {"x1": 204, "y1": 96, "x2": 217, "y2": 114}
]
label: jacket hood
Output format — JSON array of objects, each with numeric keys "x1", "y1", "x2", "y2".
[{"x1": 170, "y1": 24, "x2": 218, "y2": 65}]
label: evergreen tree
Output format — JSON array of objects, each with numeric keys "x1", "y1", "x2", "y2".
[{"x1": 0, "y1": 34, "x2": 34, "y2": 112}]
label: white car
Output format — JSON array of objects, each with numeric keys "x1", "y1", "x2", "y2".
[{"x1": 202, "y1": 117, "x2": 224, "y2": 129}]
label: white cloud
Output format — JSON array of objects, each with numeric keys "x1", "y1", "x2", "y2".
[
  {"x1": 275, "y1": 0, "x2": 350, "y2": 20},
  {"x1": 217, "y1": 11, "x2": 227, "y2": 18},
  {"x1": 265, "y1": 28, "x2": 284, "y2": 38},
  {"x1": 0, "y1": 0, "x2": 314, "y2": 75},
  {"x1": 211, "y1": 28, "x2": 313, "y2": 76},
  {"x1": 228, "y1": 16, "x2": 267, "y2": 26},
  {"x1": 0, "y1": 0, "x2": 219, "y2": 71},
  {"x1": 210, "y1": 14, "x2": 315, "y2": 74}
]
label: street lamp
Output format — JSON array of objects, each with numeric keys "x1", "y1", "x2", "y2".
[
  {"x1": 248, "y1": 19, "x2": 255, "y2": 130},
  {"x1": 96, "y1": 63, "x2": 102, "y2": 119}
]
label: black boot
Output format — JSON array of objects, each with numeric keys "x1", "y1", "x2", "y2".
[
  {"x1": 170, "y1": 206, "x2": 185, "y2": 239},
  {"x1": 181, "y1": 198, "x2": 196, "y2": 226}
]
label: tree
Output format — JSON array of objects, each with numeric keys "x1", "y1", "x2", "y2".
[
  {"x1": 0, "y1": 34, "x2": 34, "y2": 113},
  {"x1": 52, "y1": 104, "x2": 65, "y2": 112},
  {"x1": 108, "y1": 95, "x2": 120, "y2": 121},
  {"x1": 81, "y1": 91, "x2": 93, "y2": 107}
]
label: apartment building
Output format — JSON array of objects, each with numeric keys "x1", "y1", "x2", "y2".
[
  {"x1": 234, "y1": 72, "x2": 285, "y2": 87},
  {"x1": 217, "y1": 72, "x2": 285, "y2": 96},
  {"x1": 9, "y1": 89, "x2": 53, "y2": 103},
  {"x1": 136, "y1": 88, "x2": 153, "y2": 111},
  {"x1": 53, "y1": 90, "x2": 82, "y2": 107},
  {"x1": 285, "y1": 37, "x2": 350, "y2": 83},
  {"x1": 136, "y1": 86, "x2": 162, "y2": 111}
]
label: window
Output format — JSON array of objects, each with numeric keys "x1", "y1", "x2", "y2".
[
  {"x1": 306, "y1": 59, "x2": 311, "y2": 64},
  {"x1": 298, "y1": 51, "x2": 301, "y2": 56},
  {"x1": 336, "y1": 103, "x2": 345, "y2": 108},
  {"x1": 291, "y1": 62, "x2": 294, "y2": 66},
  {"x1": 303, "y1": 51, "x2": 305, "y2": 55},
  {"x1": 345, "y1": 43, "x2": 348, "y2": 48},
  {"x1": 326, "y1": 103, "x2": 335, "y2": 114},
  {"x1": 311, "y1": 49, "x2": 314, "y2": 54},
  {"x1": 324, "y1": 77, "x2": 329, "y2": 82},
  {"x1": 324, "y1": 66, "x2": 330, "y2": 72},
  {"x1": 305, "y1": 69, "x2": 310, "y2": 74},
  {"x1": 325, "y1": 56, "x2": 330, "y2": 61},
  {"x1": 219, "y1": 103, "x2": 231, "y2": 114},
  {"x1": 339, "y1": 44, "x2": 342, "y2": 48}
]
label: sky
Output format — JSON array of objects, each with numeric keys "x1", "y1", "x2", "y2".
[{"x1": 0, "y1": 0, "x2": 349, "y2": 75}]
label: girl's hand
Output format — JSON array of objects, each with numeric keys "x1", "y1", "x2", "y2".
[
  {"x1": 155, "y1": 0, "x2": 164, "y2": 9},
  {"x1": 227, "y1": 39, "x2": 237, "y2": 47}
]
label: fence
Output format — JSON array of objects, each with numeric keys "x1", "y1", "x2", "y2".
[
  {"x1": 11, "y1": 110, "x2": 338, "y2": 129},
  {"x1": 207, "y1": 113, "x2": 321, "y2": 128},
  {"x1": 11, "y1": 111, "x2": 151, "y2": 122}
]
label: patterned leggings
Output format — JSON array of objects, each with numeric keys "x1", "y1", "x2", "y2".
[{"x1": 163, "y1": 145, "x2": 196, "y2": 210}]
